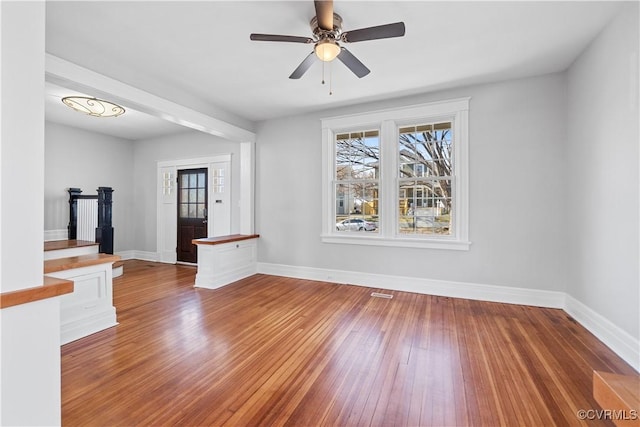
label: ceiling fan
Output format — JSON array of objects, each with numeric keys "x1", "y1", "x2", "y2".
[{"x1": 250, "y1": 0, "x2": 405, "y2": 79}]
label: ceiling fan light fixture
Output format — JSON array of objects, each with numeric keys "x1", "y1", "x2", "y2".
[
  {"x1": 61, "y1": 96, "x2": 125, "y2": 118},
  {"x1": 314, "y1": 39, "x2": 341, "y2": 62}
]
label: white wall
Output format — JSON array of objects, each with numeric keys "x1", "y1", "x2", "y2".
[
  {"x1": 44, "y1": 121, "x2": 135, "y2": 252},
  {"x1": 1, "y1": 2, "x2": 62, "y2": 425},
  {"x1": 256, "y1": 73, "x2": 568, "y2": 293},
  {"x1": 133, "y1": 129, "x2": 242, "y2": 253},
  {"x1": 566, "y1": 3, "x2": 639, "y2": 341}
]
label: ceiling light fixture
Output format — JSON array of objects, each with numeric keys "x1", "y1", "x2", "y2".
[
  {"x1": 314, "y1": 39, "x2": 341, "y2": 62},
  {"x1": 61, "y1": 96, "x2": 125, "y2": 118}
]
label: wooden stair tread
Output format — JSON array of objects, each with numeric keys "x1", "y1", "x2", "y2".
[
  {"x1": 593, "y1": 371, "x2": 640, "y2": 426},
  {"x1": 44, "y1": 240, "x2": 99, "y2": 252},
  {"x1": 44, "y1": 253, "x2": 121, "y2": 274},
  {"x1": 113, "y1": 261, "x2": 124, "y2": 268}
]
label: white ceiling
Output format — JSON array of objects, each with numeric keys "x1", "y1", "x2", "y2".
[
  {"x1": 45, "y1": 81, "x2": 188, "y2": 140},
  {"x1": 44, "y1": 1, "x2": 623, "y2": 140}
]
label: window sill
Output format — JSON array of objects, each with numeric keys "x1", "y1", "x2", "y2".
[{"x1": 321, "y1": 234, "x2": 471, "y2": 251}]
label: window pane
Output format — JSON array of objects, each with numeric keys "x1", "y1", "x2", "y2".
[
  {"x1": 334, "y1": 182, "x2": 378, "y2": 233},
  {"x1": 336, "y1": 130, "x2": 379, "y2": 181},
  {"x1": 399, "y1": 123, "x2": 452, "y2": 179},
  {"x1": 198, "y1": 173, "x2": 205, "y2": 187},
  {"x1": 398, "y1": 179, "x2": 452, "y2": 235},
  {"x1": 197, "y1": 204, "x2": 205, "y2": 218},
  {"x1": 180, "y1": 204, "x2": 188, "y2": 218},
  {"x1": 197, "y1": 189, "x2": 205, "y2": 203},
  {"x1": 188, "y1": 204, "x2": 196, "y2": 218},
  {"x1": 335, "y1": 183, "x2": 350, "y2": 215},
  {"x1": 189, "y1": 173, "x2": 197, "y2": 188},
  {"x1": 189, "y1": 189, "x2": 197, "y2": 203}
]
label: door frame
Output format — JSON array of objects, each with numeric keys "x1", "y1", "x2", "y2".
[{"x1": 157, "y1": 154, "x2": 232, "y2": 264}]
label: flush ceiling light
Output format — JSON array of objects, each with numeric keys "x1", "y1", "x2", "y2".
[
  {"x1": 314, "y1": 39, "x2": 341, "y2": 62},
  {"x1": 61, "y1": 96, "x2": 125, "y2": 118}
]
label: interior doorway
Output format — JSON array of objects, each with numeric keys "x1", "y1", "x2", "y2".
[
  {"x1": 176, "y1": 168, "x2": 208, "y2": 263},
  {"x1": 157, "y1": 155, "x2": 233, "y2": 264}
]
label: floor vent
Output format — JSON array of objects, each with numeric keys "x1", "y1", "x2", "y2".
[{"x1": 371, "y1": 292, "x2": 393, "y2": 299}]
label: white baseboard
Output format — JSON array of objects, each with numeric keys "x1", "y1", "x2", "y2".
[
  {"x1": 564, "y1": 294, "x2": 640, "y2": 372},
  {"x1": 115, "y1": 250, "x2": 135, "y2": 260},
  {"x1": 134, "y1": 251, "x2": 159, "y2": 262},
  {"x1": 257, "y1": 263, "x2": 565, "y2": 308},
  {"x1": 115, "y1": 250, "x2": 158, "y2": 262},
  {"x1": 44, "y1": 229, "x2": 68, "y2": 241},
  {"x1": 257, "y1": 262, "x2": 639, "y2": 372}
]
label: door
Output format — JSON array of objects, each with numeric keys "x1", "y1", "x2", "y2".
[{"x1": 177, "y1": 168, "x2": 208, "y2": 263}]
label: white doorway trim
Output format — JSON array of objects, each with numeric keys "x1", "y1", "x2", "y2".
[{"x1": 157, "y1": 155, "x2": 231, "y2": 264}]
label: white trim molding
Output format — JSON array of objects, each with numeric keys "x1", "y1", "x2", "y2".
[
  {"x1": 257, "y1": 262, "x2": 564, "y2": 308},
  {"x1": 156, "y1": 155, "x2": 233, "y2": 264},
  {"x1": 564, "y1": 294, "x2": 640, "y2": 372},
  {"x1": 116, "y1": 250, "x2": 158, "y2": 262}
]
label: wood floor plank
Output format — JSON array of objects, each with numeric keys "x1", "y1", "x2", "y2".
[{"x1": 61, "y1": 260, "x2": 636, "y2": 426}]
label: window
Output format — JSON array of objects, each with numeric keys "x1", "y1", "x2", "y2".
[
  {"x1": 321, "y1": 98, "x2": 470, "y2": 250},
  {"x1": 398, "y1": 122, "x2": 452, "y2": 236},
  {"x1": 178, "y1": 168, "x2": 207, "y2": 219},
  {"x1": 334, "y1": 130, "x2": 380, "y2": 233}
]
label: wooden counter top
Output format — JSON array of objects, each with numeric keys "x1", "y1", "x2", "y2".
[
  {"x1": 44, "y1": 253, "x2": 121, "y2": 274},
  {"x1": 192, "y1": 234, "x2": 260, "y2": 246},
  {"x1": 1, "y1": 276, "x2": 74, "y2": 309}
]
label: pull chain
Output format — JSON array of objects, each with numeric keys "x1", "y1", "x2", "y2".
[{"x1": 320, "y1": 60, "x2": 333, "y2": 95}]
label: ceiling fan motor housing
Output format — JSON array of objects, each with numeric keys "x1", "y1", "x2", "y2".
[{"x1": 310, "y1": 13, "x2": 343, "y2": 41}]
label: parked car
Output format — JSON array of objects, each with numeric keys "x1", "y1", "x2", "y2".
[{"x1": 336, "y1": 218, "x2": 377, "y2": 231}]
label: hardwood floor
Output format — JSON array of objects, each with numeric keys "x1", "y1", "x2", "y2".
[{"x1": 62, "y1": 260, "x2": 635, "y2": 426}]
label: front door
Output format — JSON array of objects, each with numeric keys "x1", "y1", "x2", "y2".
[{"x1": 177, "y1": 168, "x2": 208, "y2": 263}]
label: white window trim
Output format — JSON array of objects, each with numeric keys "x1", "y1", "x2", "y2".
[{"x1": 321, "y1": 98, "x2": 471, "y2": 250}]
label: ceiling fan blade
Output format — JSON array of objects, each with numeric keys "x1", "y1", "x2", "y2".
[
  {"x1": 314, "y1": 0, "x2": 334, "y2": 31},
  {"x1": 289, "y1": 52, "x2": 317, "y2": 79},
  {"x1": 250, "y1": 34, "x2": 313, "y2": 44},
  {"x1": 337, "y1": 48, "x2": 370, "y2": 78},
  {"x1": 342, "y1": 22, "x2": 406, "y2": 43}
]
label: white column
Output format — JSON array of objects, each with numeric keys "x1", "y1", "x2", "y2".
[
  {"x1": 0, "y1": 2, "x2": 62, "y2": 425},
  {"x1": 240, "y1": 141, "x2": 255, "y2": 235}
]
